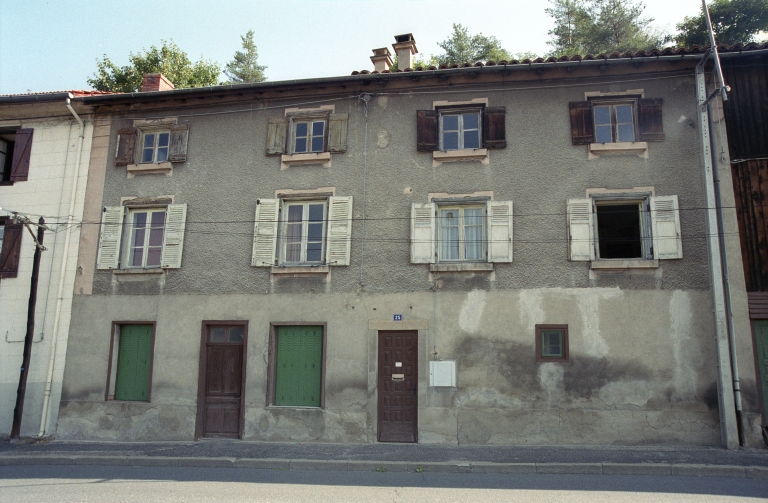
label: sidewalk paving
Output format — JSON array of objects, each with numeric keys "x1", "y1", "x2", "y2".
[{"x1": 1, "y1": 439, "x2": 767, "y2": 478}]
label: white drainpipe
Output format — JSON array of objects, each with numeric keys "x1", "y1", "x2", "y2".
[{"x1": 38, "y1": 94, "x2": 85, "y2": 437}]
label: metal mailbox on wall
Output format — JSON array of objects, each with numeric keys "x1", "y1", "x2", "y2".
[{"x1": 429, "y1": 360, "x2": 456, "y2": 387}]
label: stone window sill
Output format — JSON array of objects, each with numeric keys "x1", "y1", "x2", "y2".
[
  {"x1": 590, "y1": 259, "x2": 658, "y2": 270},
  {"x1": 126, "y1": 161, "x2": 173, "y2": 177},
  {"x1": 430, "y1": 263, "x2": 494, "y2": 273},
  {"x1": 588, "y1": 142, "x2": 648, "y2": 159},
  {"x1": 280, "y1": 152, "x2": 332, "y2": 170},
  {"x1": 433, "y1": 148, "x2": 489, "y2": 167},
  {"x1": 271, "y1": 265, "x2": 330, "y2": 277},
  {"x1": 112, "y1": 268, "x2": 165, "y2": 275}
]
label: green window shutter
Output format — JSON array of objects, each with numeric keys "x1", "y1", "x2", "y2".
[
  {"x1": 275, "y1": 326, "x2": 322, "y2": 406},
  {"x1": 115, "y1": 325, "x2": 153, "y2": 401}
]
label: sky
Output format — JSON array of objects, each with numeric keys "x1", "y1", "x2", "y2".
[{"x1": 0, "y1": 0, "x2": 707, "y2": 95}]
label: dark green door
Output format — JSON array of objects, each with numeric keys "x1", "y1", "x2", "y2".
[
  {"x1": 755, "y1": 321, "x2": 768, "y2": 422},
  {"x1": 115, "y1": 324, "x2": 153, "y2": 401},
  {"x1": 275, "y1": 326, "x2": 323, "y2": 407}
]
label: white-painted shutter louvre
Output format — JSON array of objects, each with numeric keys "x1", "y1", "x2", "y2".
[
  {"x1": 161, "y1": 203, "x2": 187, "y2": 268},
  {"x1": 651, "y1": 195, "x2": 682, "y2": 259},
  {"x1": 326, "y1": 196, "x2": 353, "y2": 266},
  {"x1": 411, "y1": 202, "x2": 436, "y2": 264},
  {"x1": 96, "y1": 206, "x2": 125, "y2": 269},
  {"x1": 251, "y1": 199, "x2": 280, "y2": 266},
  {"x1": 487, "y1": 200, "x2": 513, "y2": 263},
  {"x1": 567, "y1": 199, "x2": 594, "y2": 261}
]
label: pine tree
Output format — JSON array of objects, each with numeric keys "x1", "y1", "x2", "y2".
[{"x1": 224, "y1": 30, "x2": 267, "y2": 84}]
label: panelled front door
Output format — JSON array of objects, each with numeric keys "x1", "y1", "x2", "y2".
[
  {"x1": 197, "y1": 324, "x2": 247, "y2": 439},
  {"x1": 377, "y1": 330, "x2": 418, "y2": 442},
  {"x1": 755, "y1": 321, "x2": 768, "y2": 424}
]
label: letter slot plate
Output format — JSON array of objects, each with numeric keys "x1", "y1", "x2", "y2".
[{"x1": 391, "y1": 373, "x2": 405, "y2": 381}]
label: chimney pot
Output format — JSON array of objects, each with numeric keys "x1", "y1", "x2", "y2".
[
  {"x1": 392, "y1": 33, "x2": 418, "y2": 70},
  {"x1": 141, "y1": 73, "x2": 175, "y2": 92},
  {"x1": 370, "y1": 47, "x2": 393, "y2": 72}
]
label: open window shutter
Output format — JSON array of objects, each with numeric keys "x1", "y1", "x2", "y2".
[
  {"x1": 410, "y1": 202, "x2": 436, "y2": 263},
  {"x1": 115, "y1": 128, "x2": 136, "y2": 166},
  {"x1": 327, "y1": 113, "x2": 349, "y2": 153},
  {"x1": 569, "y1": 102, "x2": 594, "y2": 145},
  {"x1": 168, "y1": 124, "x2": 189, "y2": 162},
  {"x1": 9, "y1": 128, "x2": 33, "y2": 181},
  {"x1": 416, "y1": 110, "x2": 439, "y2": 152},
  {"x1": 487, "y1": 200, "x2": 513, "y2": 263},
  {"x1": 638, "y1": 98, "x2": 664, "y2": 141},
  {"x1": 326, "y1": 196, "x2": 353, "y2": 266},
  {"x1": 161, "y1": 203, "x2": 187, "y2": 268},
  {"x1": 0, "y1": 222, "x2": 23, "y2": 278},
  {"x1": 266, "y1": 118, "x2": 287, "y2": 156},
  {"x1": 96, "y1": 206, "x2": 125, "y2": 269},
  {"x1": 251, "y1": 199, "x2": 279, "y2": 266},
  {"x1": 567, "y1": 199, "x2": 594, "y2": 261},
  {"x1": 651, "y1": 195, "x2": 682, "y2": 259},
  {"x1": 483, "y1": 107, "x2": 506, "y2": 149}
]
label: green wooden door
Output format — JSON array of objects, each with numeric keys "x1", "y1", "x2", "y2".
[
  {"x1": 115, "y1": 324, "x2": 153, "y2": 401},
  {"x1": 755, "y1": 321, "x2": 768, "y2": 422},
  {"x1": 275, "y1": 326, "x2": 322, "y2": 406}
]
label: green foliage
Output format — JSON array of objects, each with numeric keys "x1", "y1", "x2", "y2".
[
  {"x1": 415, "y1": 466, "x2": 424, "y2": 473},
  {"x1": 434, "y1": 24, "x2": 512, "y2": 64},
  {"x1": 224, "y1": 30, "x2": 267, "y2": 84},
  {"x1": 546, "y1": 0, "x2": 666, "y2": 56},
  {"x1": 674, "y1": 0, "x2": 768, "y2": 47},
  {"x1": 88, "y1": 40, "x2": 220, "y2": 92}
]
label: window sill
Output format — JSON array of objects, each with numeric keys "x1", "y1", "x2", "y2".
[
  {"x1": 588, "y1": 142, "x2": 648, "y2": 159},
  {"x1": 271, "y1": 265, "x2": 330, "y2": 277},
  {"x1": 430, "y1": 263, "x2": 494, "y2": 273},
  {"x1": 432, "y1": 148, "x2": 489, "y2": 167},
  {"x1": 590, "y1": 259, "x2": 658, "y2": 270},
  {"x1": 280, "y1": 152, "x2": 332, "y2": 170},
  {"x1": 112, "y1": 268, "x2": 165, "y2": 275},
  {"x1": 126, "y1": 161, "x2": 173, "y2": 178}
]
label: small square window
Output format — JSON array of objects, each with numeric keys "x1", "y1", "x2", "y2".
[
  {"x1": 290, "y1": 119, "x2": 327, "y2": 154},
  {"x1": 536, "y1": 324, "x2": 569, "y2": 363},
  {"x1": 140, "y1": 131, "x2": 170, "y2": 163},
  {"x1": 439, "y1": 109, "x2": 481, "y2": 151},
  {"x1": 438, "y1": 205, "x2": 485, "y2": 262},
  {"x1": 592, "y1": 101, "x2": 636, "y2": 143}
]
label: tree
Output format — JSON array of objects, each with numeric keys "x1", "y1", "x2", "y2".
[
  {"x1": 88, "y1": 41, "x2": 220, "y2": 92},
  {"x1": 546, "y1": 0, "x2": 666, "y2": 56},
  {"x1": 434, "y1": 24, "x2": 512, "y2": 65},
  {"x1": 224, "y1": 30, "x2": 267, "y2": 83},
  {"x1": 674, "y1": 0, "x2": 768, "y2": 47}
]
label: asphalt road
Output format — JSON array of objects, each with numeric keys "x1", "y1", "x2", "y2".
[{"x1": 1, "y1": 464, "x2": 766, "y2": 503}]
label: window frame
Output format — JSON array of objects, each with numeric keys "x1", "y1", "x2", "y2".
[
  {"x1": 123, "y1": 207, "x2": 167, "y2": 269},
  {"x1": 591, "y1": 99, "x2": 638, "y2": 144},
  {"x1": 266, "y1": 322, "x2": 327, "y2": 409},
  {"x1": 278, "y1": 199, "x2": 328, "y2": 265},
  {"x1": 593, "y1": 197, "x2": 652, "y2": 260},
  {"x1": 139, "y1": 129, "x2": 171, "y2": 164},
  {"x1": 105, "y1": 321, "x2": 157, "y2": 402},
  {"x1": 437, "y1": 107, "x2": 483, "y2": 151},
  {"x1": 287, "y1": 114, "x2": 329, "y2": 155},
  {"x1": 0, "y1": 128, "x2": 33, "y2": 183},
  {"x1": 436, "y1": 204, "x2": 486, "y2": 263},
  {"x1": 535, "y1": 324, "x2": 569, "y2": 363}
]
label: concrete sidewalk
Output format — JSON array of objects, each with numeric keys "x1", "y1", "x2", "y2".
[{"x1": 1, "y1": 439, "x2": 767, "y2": 478}]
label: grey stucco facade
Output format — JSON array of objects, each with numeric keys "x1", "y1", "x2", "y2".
[{"x1": 56, "y1": 56, "x2": 763, "y2": 446}]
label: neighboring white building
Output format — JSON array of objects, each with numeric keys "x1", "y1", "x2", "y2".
[{"x1": 0, "y1": 92, "x2": 96, "y2": 438}]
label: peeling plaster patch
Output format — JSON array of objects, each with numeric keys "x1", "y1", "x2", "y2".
[
  {"x1": 459, "y1": 289, "x2": 486, "y2": 334},
  {"x1": 538, "y1": 364, "x2": 564, "y2": 407},
  {"x1": 599, "y1": 380, "x2": 654, "y2": 407},
  {"x1": 377, "y1": 129, "x2": 389, "y2": 148},
  {"x1": 518, "y1": 290, "x2": 544, "y2": 332},
  {"x1": 670, "y1": 290, "x2": 697, "y2": 400},
  {"x1": 402, "y1": 186, "x2": 413, "y2": 195},
  {"x1": 576, "y1": 289, "x2": 619, "y2": 358},
  {"x1": 677, "y1": 115, "x2": 687, "y2": 123}
]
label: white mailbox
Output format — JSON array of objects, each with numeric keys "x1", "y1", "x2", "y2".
[{"x1": 429, "y1": 360, "x2": 456, "y2": 387}]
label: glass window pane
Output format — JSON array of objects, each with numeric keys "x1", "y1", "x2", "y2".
[
  {"x1": 295, "y1": 122, "x2": 307, "y2": 137},
  {"x1": 616, "y1": 105, "x2": 633, "y2": 124},
  {"x1": 443, "y1": 131, "x2": 459, "y2": 151},
  {"x1": 150, "y1": 211, "x2": 165, "y2": 226},
  {"x1": 229, "y1": 327, "x2": 244, "y2": 342},
  {"x1": 617, "y1": 123, "x2": 635, "y2": 142},
  {"x1": 306, "y1": 242, "x2": 322, "y2": 262},
  {"x1": 311, "y1": 137, "x2": 324, "y2": 152},
  {"x1": 441, "y1": 209, "x2": 460, "y2": 260},
  {"x1": 141, "y1": 148, "x2": 154, "y2": 163},
  {"x1": 287, "y1": 205, "x2": 303, "y2": 223},
  {"x1": 542, "y1": 330, "x2": 563, "y2": 357},
  {"x1": 210, "y1": 327, "x2": 226, "y2": 342},
  {"x1": 143, "y1": 134, "x2": 155, "y2": 148},
  {"x1": 595, "y1": 125, "x2": 613, "y2": 143},
  {"x1": 308, "y1": 204, "x2": 324, "y2": 222},
  {"x1": 307, "y1": 222, "x2": 323, "y2": 241},
  {"x1": 463, "y1": 130, "x2": 480, "y2": 149},
  {"x1": 294, "y1": 138, "x2": 307, "y2": 153},
  {"x1": 286, "y1": 222, "x2": 302, "y2": 242},
  {"x1": 156, "y1": 147, "x2": 168, "y2": 162},
  {"x1": 462, "y1": 113, "x2": 479, "y2": 129},
  {"x1": 146, "y1": 247, "x2": 161, "y2": 266},
  {"x1": 285, "y1": 243, "x2": 301, "y2": 262},
  {"x1": 593, "y1": 106, "x2": 610, "y2": 125},
  {"x1": 442, "y1": 115, "x2": 458, "y2": 131},
  {"x1": 158, "y1": 132, "x2": 170, "y2": 147},
  {"x1": 312, "y1": 121, "x2": 324, "y2": 136},
  {"x1": 130, "y1": 248, "x2": 143, "y2": 267}
]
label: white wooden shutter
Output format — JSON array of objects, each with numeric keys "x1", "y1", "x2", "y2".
[
  {"x1": 411, "y1": 202, "x2": 436, "y2": 264},
  {"x1": 96, "y1": 206, "x2": 125, "y2": 269},
  {"x1": 251, "y1": 199, "x2": 279, "y2": 266},
  {"x1": 326, "y1": 196, "x2": 353, "y2": 266},
  {"x1": 487, "y1": 200, "x2": 513, "y2": 263},
  {"x1": 651, "y1": 195, "x2": 682, "y2": 259},
  {"x1": 161, "y1": 203, "x2": 187, "y2": 268},
  {"x1": 567, "y1": 199, "x2": 595, "y2": 261}
]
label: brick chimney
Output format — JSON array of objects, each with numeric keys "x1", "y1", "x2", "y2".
[
  {"x1": 392, "y1": 33, "x2": 417, "y2": 70},
  {"x1": 370, "y1": 47, "x2": 393, "y2": 72},
  {"x1": 141, "y1": 73, "x2": 175, "y2": 92}
]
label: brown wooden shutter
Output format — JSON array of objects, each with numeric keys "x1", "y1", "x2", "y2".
[
  {"x1": 637, "y1": 98, "x2": 664, "y2": 141},
  {"x1": 569, "y1": 101, "x2": 594, "y2": 145},
  {"x1": 266, "y1": 117, "x2": 287, "y2": 155},
  {"x1": 168, "y1": 124, "x2": 189, "y2": 162},
  {"x1": 9, "y1": 128, "x2": 33, "y2": 181},
  {"x1": 0, "y1": 222, "x2": 23, "y2": 278},
  {"x1": 327, "y1": 113, "x2": 348, "y2": 153},
  {"x1": 416, "y1": 110, "x2": 439, "y2": 152},
  {"x1": 115, "y1": 128, "x2": 136, "y2": 166},
  {"x1": 482, "y1": 107, "x2": 506, "y2": 149}
]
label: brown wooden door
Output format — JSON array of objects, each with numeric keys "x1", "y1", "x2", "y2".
[
  {"x1": 197, "y1": 324, "x2": 246, "y2": 439},
  {"x1": 377, "y1": 331, "x2": 418, "y2": 442}
]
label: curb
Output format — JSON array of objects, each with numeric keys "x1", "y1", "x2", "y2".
[{"x1": 1, "y1": 455, "x2": 766, "y2": 478}]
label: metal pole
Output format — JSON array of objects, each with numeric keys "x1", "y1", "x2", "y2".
[{"x1": 10, "y1": 217, "x2": 45, "y2": 440}]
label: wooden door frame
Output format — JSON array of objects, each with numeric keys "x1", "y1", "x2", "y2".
[
  {"x1": 376, "y1": 329, "x2": 419, "y2": 443},
  {"x1": 195, "y1": 320, "x2": 248, "y2": 440},
  {"x1": 105, "y1": 321, "x2": 157, "y2": 402},
  {"x1": 266, "y1": 322, "x2": 328, "y2": 408}
]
